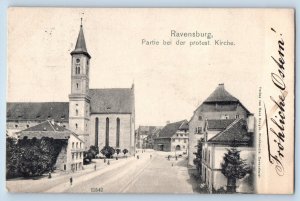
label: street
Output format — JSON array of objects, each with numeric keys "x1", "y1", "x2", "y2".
[{"x1": 7, "y1": 150, "x2": 197, "y2": 193}]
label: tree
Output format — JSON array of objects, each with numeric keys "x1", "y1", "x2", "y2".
[
  {"x1": 89, "y1": 145, "x2": 99, "y2": 158},
  {"x1": 122, "y1": 149, "x2": 128, "y2": 156},
  {"x1": 221, "y1": 147, "x2": 250, "y2": 193},
  {"x1": 83, "y1": 151, "x2": 94, "y2": 164},
  {"x1": 115, "y1": 148, "x2": 121, "y2": 159},
  {"x1": 6, "y1": 136, "x2": 67, "y2": 178},
  {"x1": 100, "y1": 146, "x2": 115, "y2": 158},
  {"x1": 193, "y1": 140, "x2": 203, "y2": 178}
]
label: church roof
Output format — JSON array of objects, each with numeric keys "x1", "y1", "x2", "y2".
[
  {"x1": 7, "y1": 102, "x2": 69, "y2": 122},
  {"x1": 18, "y1": 120, "x2": 83, "y2": 142},
  {"x1": 71, "y1": 25, "x2": 91, "y2": 58},
  {"x1": 157, "y1": 120, "x2": 188, "y2": 139},
  {"x1": 208, "y1": 118, "x2": 253, "y2": 146},
  {"x1": 204, "y1": 84, "x2": 239, "y2": 103},
  {"x1": 89, "y1": 88, "x2": 134, "y2": 114},
  {"x1": 7, "y1": 88, "x2": 134, "y2": 121}
]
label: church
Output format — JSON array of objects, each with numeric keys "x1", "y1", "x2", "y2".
[{"x1": 6, "y1": 22, "x2": 136, "y2": 154}]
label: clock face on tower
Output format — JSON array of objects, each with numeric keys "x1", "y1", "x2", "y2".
[{"x1": 76, "y1": 58, "x2": 80, "y2": 63}]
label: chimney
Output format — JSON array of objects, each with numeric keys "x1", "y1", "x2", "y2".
[
  {"x1": 166, "y1": 120, "x2": 170, "y2": 124},
  {"x1": 247, "y1": 114, "x2": 255, "y2": 133}
]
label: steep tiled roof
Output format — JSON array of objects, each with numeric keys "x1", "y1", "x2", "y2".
[
  {"x1": 179, "y1": 121, "x2": 189, "y2": 130},
  {"x1": 71, "y1": 25, "x2": 91, "y2": 58},
  {"x1": 204, "y1": 84, "x2": 239, "y2": 103},
  {"x1": 7, "y1": 102, "x2": 69, "y2": 122},
  {"x1": 137, "y1": 126, "x2": 163, "y2": 136},
  {"x1": 89, "y1": 88, "x2": 133, "y2": 114},
  {"x1": 18, "y1": 120, "x2": 83, "y2": 141},
  {"x1": 6, "y1": 88, "x2": 134, "y2": 120},
  {"x1": 208, "y1": 118, "x2": 253, "y2": 145},
  {"x1": 157, "y1": 120, "x2": 188, "y2": 139},
  {"x1": 198, "y1": 102, "x2": 238, "y2": 112},
  {"x1": 207, "y1": 119, "x2": 236, "y2": 130}
]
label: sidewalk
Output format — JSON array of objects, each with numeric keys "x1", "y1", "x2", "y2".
[{"x1": 6, "y1": 156, "x2": 133, "y2": 193}]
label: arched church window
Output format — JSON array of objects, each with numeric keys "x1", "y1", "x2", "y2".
[
  {"x1": 116, "y1": 118, "x2": 120, "y2": 147},
  {"x1": 78, "y1": 67, "x2": 80, "y2": 74},
  {"x1": 95, "y1": 118, "x2": 99, "y2": 147},
  {"x1": 105, "y1": 117, "x2": 109, "y2": 146}
]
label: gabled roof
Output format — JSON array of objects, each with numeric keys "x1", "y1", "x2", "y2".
[
  {"x1": 137, "y1": 126, "x2": 163, "y2": 136},
  {"x1": 204, "y1": 84, "x2": 239, "y2": 103},
  {"x1": 71, "y1": 25, "x2": 91, "y2": 59},
  {"x1": 208, "y1": 118, "x2": 253, "y2": 145},
  {"x1": 157, "y1": 120, "x2": 188, "y2": 139},
  {"x1": 18, "y1": 120, "x2": 83, "y2": 142},
  {"x1": 7, "y1": 102, "x2": 69, "y2": 122},
  {"x1": 89, "y1": 88, "x2": 134, "y2": 114},
  {"x1": 206, "y1": 119, "x2": 236, "y2": 130},
  {"x1": 179, "y1": 120, "x2": 189, "y2": 130}
]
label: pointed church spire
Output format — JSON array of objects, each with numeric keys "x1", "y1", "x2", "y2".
[{"x1": 71, "y1": 19, "x2": 91, "y2": 58}]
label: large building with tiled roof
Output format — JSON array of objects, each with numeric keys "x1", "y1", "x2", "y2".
[
  {"x1": 6, "y1": 22, "x2": 135, "y2": 155},
  {"x1": 188, "y1": 83, "x2": 252, "y2": 166},
  {"x1": 153, "y1": 120, "x2": 189, "y2": 152},
  {"x1": 188, "y1": 83, "x2": 255, "y2": 193}
]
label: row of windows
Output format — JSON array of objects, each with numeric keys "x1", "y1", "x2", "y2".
[
  {"x1": 194, "y1": 127, "x2": 203, "y2": 134},
  {"x1": 71, "y1": 152, "x2": 83, "y2": 160},
  {"x1": 176, "y1": 133, "x2": 188, "y2": 137},
  {"x1": 14, "y1": 122, "x2": 67, "y2": 129},
  {"x1": 72, "y1": 142, "x2": 82, "y2": 149},
  {"x1": 198, "y1": 114, "x2": 240, "y2": 121},
  {"x1": 172, "y1": 138, "x2": 187, "y2": 143}
]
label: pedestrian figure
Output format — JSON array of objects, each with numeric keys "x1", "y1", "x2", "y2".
[
  {"x1": 94, "y1": 164, "x2": 96, "y2": 171},
  {"x1": 107, "y1": 160, "x2": 110, "y2": 165},
  {"x1": 48, "y1": 171, "x2": 51, "y2": 179},
  {"x1": 172, "y1": 163, "x2": 173, "y2": 167},
  {"x1": 150, "y1": 154, "x2": 152, "y2": 159},
  {"x1": 168, "y1": 155, "x2": 170, "y2": 160},
  {"x1": 175, "y1": 156, "x2": 178, "y2": 161},
  {"x1": 70, "y1": 177, "x2": 73, "y2": 186},
  {"x1": 137, "y1": 155, "x2": 139, "y2": 159},
  {"x1": 104, "y1": 158, "x2": 106, "y2": 163}
]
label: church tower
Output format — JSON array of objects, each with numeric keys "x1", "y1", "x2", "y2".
[{"x1": 69, "y1": 20, "x2": 91, "y2": 150}]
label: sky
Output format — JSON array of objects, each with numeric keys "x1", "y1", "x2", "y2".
[{"x1": 7, "y1": 8, "x2": 265, "y2": 126}]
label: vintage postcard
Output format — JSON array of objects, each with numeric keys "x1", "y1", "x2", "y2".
[{"x1": 6, "y1": 8, "x2": 294, "y2": 194}]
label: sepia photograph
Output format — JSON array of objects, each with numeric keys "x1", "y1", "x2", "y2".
[{"x1": 5, "y1": 8, "x2": 294, "y2": 194}]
